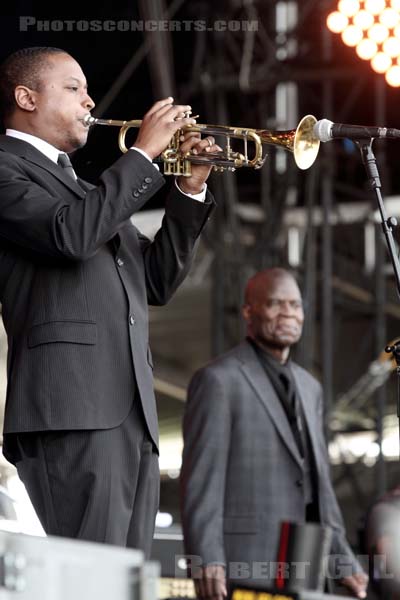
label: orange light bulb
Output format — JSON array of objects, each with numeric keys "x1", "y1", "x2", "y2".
[
  {"x1": 327, "y1": 11, "x2": 349, "y2": 33},
  {"x1": 365, "y1": 0, "x2": 386, "y2": 14},
  {"x1": 338, "y1": 0, "x2": 361, "y2": 17},
  {"x1": 386, "y1": 64, "x2": 400, "y2": 85},
  {"x1": 383, "y1": 37, "x2": 400, "y2": 58},
  {"x1": 353, "y1": 10, "x2": 375, "y2": 30},
  {"x1": 368, "y1": 23, "x2": 390, "y2": 44},
  {"x1": 379, "y1": 8, "x2": 400, "y2": 28},
  {"x1": 371, "y1": 52, "x2": 392, "y2": 73},
  {"x1": 356, "y1": 38, "x2": 378, "y2": 60},
  {"x1": 342, "y1": 25, "x2": 364, "y2": 46}
]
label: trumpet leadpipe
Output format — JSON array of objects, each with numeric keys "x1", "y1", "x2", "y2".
[{"x1": 83, "y1": 115, "x2": 142, "y2": 128}]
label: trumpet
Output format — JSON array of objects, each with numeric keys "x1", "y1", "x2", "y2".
[{"x1": 84, "y1": 113, "x2": 320, "y2": 175}]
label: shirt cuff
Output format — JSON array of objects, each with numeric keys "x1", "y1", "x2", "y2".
[
  {"x1": 131, "y1": 147, "x2": 206, "y2": 202},
  {"x1": 130, "y1": 147, "x2": 160, "y2": 171},
  {"x1": 175, "y1": 179, "x2": 207, "y2": 203}
]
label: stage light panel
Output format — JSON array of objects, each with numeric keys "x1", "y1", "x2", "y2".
[{"x1": 327, "y1": 0, "x2": 400, "y2": 87}]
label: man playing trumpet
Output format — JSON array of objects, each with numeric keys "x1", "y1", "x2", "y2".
[{"x1": 0, "y1": 46, "x2": 219, "y2": 555}]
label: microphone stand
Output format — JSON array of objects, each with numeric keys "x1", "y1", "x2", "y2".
[{"x1": 355, "y1": 138, "x2": 400, "y2": 456}]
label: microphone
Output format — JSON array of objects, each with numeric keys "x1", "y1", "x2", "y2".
[{"x1": 313, "y1": 118, "x2": 400, "y2": 142}]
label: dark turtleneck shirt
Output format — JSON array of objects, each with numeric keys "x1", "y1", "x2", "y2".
[{"x1": 248, "y1": 337, "x2": 319, "y2": 519}]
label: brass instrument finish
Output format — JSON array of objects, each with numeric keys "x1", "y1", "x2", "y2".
[{"x1": 84, "y1": 114, "x2": 320, "y2": 175}]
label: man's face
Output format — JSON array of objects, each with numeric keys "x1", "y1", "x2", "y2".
[
  {"x1": 31, "y1": 53, "x2": 95, "y2": 152},
  {"x1": 244, "y1": 276, "x2": 304, "y2": 351}
]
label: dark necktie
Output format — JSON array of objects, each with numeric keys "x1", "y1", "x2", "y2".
[
  {"x1": 279, "y1": 370, "x2": 305, "y2": 457},
  {"x1": 57, "y1": 153, "x2": 76, "y2": 180}
]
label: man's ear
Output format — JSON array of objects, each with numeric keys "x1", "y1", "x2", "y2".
[
  {"x1": 14, "y1": 86, "x2": 37, "y2": 112},
  {"x1": 242, "y1": 303, "x2": 251, "y2": 324}
]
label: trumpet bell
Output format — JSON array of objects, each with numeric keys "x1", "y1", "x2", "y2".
[
  {"x1": 293, "y1": 114, "x2": 320, "y2": 170},
  {"x1": 258, "y1": 114, "x2": 320, "y2": 170}
]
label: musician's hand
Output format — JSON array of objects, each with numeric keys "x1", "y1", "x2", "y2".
[
  {"x1": 194, "y1": 565, "x2": 227, "y2": 600},
  {"x1": 177, "y1": 131, "x2": 222, "y2": 195},
  {"x1": 134, "y1": 97, "x2": 196, "y2": 160},
  {"x1": 340, "y1": 572, "x2": 368, "y2": 598}
]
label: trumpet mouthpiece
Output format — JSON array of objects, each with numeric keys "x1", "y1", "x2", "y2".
[{"x1": 83, "y1": 114, "x2": 96, "y2": 127}]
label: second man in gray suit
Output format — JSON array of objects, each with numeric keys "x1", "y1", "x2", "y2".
[{"x1": 180, "y1": 268, "x2": 368, "y2": 599}]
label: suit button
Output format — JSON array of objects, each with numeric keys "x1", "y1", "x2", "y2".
[
  {"x1": 116, "y1": 258, "x2": 124, "y2": 267},
  {"x1": 138, "y1": 187, "x2": 144, "y2": 193},
  {"x1": 296, "y1": 479, "x2": 303, "y2": 487},
  {"x1": 129, "y1": 315, "x2": 135, "y2": 326},
  {"x1": 144, "y1": 177, "x2": 152, "y2": 183},
  {"x1": 142, "y1": 183, "x2": 148, "y2": 190},
  {"x1": 133, "y1": 191, "x2": 140, "y2": 197}
]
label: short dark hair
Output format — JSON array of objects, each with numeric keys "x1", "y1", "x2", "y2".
[{"x1": 0, "y1": 47, "x2": 67, "y2": 123}]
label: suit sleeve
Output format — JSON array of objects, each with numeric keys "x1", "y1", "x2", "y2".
[
  {"x1": 0, "y1": 150, "x2": 164, "y2": 261},
  {"x1": 136, "y1": 185, "x2": 215, "y2": 306},
  {"x1": 180, "y1": 366, "x2": 232, "y2": 567},
  {"x1": 315, "y1": 387, "x2": 365, "y2": 576}
]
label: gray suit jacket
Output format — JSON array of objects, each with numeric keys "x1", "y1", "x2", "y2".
[
  {"x1": 180, "y1": 340, "x2": 361, "y2": 583},
  {"x1": 0, "y1": 135, "x2": 214, "y2": 459}
]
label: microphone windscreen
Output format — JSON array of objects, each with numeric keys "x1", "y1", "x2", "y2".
[{"x1": 313, "y1": 119, "x2": 334, "y2": 143}]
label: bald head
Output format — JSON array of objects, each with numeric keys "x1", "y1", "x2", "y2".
[
  {"x1": 244, "y1": 268, "x2": 298, "y2": 306},
  {"x1": 242, "y1": 268, "x2": 304, "y2": 363}
]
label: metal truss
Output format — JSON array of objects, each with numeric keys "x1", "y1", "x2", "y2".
[
  {"x1": 175, "y1": 0, "x2": 397, "y2": 500},
  {"x1": 94, "y1": 0, "x2": 397, "y2": 500}
]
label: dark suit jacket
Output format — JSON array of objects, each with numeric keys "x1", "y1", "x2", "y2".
[
  {"x1": 180, "y1": 340, "x2": 362, "y2": 583},
  {"x1": 0, "y1": 135, "x2": 214, "y2": 460}
]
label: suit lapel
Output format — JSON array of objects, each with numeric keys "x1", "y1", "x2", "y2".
[
  {"x1": 237, "y1": 341, "x2": 303, "y2": 468},
  {"x1": 76, "y1": 178, "x2": 92, "y2": 192},
  {"x1": 0, "y1": 135, "x2": 86, "y2": 199},
  {"x1": 291, "y1": 365, "x2": 323, "y2": 476}
]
